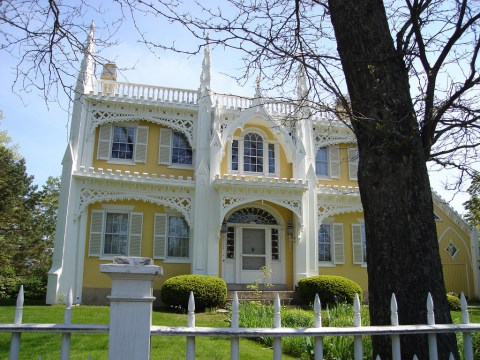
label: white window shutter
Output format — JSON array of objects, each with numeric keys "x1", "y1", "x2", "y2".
[
  {"x1": 134, "y1": 126, "x2": 149, "y2": 163},
  {"x1": 329, "y1": 144, "x2": 340, "y2": 178},
  {"x1": 333, "y1": 223, "x2": 344, "y2": 264},
  {"x1": 352, "y1": 224, "x2": 364, "y2": 264},
  {"x1": 348, "y1": 147, "x2": 359, "y2": 180},
  {"x1": 158, "y1": 128, "x2": 172, "y2": 165},
  {"x1": 128, "y1": 212, "x2": 143, "y2": 256},
  {"x1": 97, "y1": 125, "x2": 112, "y2": 160},
  {"x1": 89, "y1": 210, "x2": 105, "y2": 256},
  {"x1": 153, "y1": 213, "x2": 168, "y2": 259}
]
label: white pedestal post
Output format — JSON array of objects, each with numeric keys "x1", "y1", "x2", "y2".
[{"x1": 101, "y1": 257, "x2": 163, "y2": 360}]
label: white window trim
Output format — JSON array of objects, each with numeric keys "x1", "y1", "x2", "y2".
[
  {"x1": 352, "y1": 222, "x2": 367, "y2": 267},
  {"x1": 318, "y1": 222, "x2": 344, "y2": 266},
  {"x1": 228, "y1": 131, "x2": 280, "y2": 177}
]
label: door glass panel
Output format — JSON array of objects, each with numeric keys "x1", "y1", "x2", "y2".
[
  {"x1": 242, "y1": 229, "x2": 266, "y2": 270},
  {"x1": 243, "y1": 256, "x2": 266, "y2": 270},
  {"x1": 242, "y1": 229, "x2": 266, "y2": 254}
]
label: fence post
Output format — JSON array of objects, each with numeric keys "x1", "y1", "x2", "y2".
[
  {"x1": 313, "y1": 294, "x2": 323, "y2": 360},
  {"x1": 353, "y1": 293, "x2": 362, "y2": 360},
  {"x1": 60, "y1": 288, "x2": 73, "y2": 360},
  {"x1": 230, "y1": 292, "x2": 240, "y2": 360},
  {"x1": 460, "y1": 293, "x2": 473, "y2": 360},
  {"x1": 426, "y1": 293, "x2": 438, "y2": 360},
  {"x1": 390, "y1": 293, "x2": 401, "y2": 360},
  {"x1": 273, "y1": 293, "x2": 282, "y2": 360},
  {"x1": 101, "y1": 257, "x2": 162, "y2": 360},
  {"x1": 186, "y1": 292, "x2": 196, "y2": 360},
  {"x1": 9, "y1": 285, "x2": 24, "y2": 360}
]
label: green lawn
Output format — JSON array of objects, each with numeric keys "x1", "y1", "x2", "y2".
[
  {"x1": 0, "y1": 304, "x2": 297, "y2": 360},
  {"x1": 0, "y1": 303, "x2": 478, "y2": 360}
]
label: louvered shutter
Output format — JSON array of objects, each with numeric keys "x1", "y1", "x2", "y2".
[
  {"x1": 348, "y1": 147, "x2": 359, "y2": 180},
  {"x1": 134, "y1": 126, "x2": 149, "y2": 163},
  {"x1": 97, "y1": 125, "x2": 112, "y2": 160},
  {"x1": 153, "y1": 213, "x2": 167, "y2": 259},
  {"x1": 333, "y1": 223, "x2": 344, "y2": 264},
  {"x1": 158, "y1": 128, "x2": 172, "y2": 165},
  {"x1": 352, "y1": 224, "x2": 364, "y2": 264},
  {"x1": 128, "y1": 212, "x2": 143, "y2": 256},
  {"x1": 89, "y1": 210, "x2": 105, "y2": 256},
  {"x1": 329, "y1": 144, "x2": 340, "y2": 178}
]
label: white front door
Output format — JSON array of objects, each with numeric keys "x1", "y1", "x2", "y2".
[{"x1": 239, "y1": 228, "x2": 267, "y2": 283}]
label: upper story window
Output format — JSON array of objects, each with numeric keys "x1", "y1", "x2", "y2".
[
  {"x1": 88, "y1": 210, "x2": 143, "y2": 257},
  {"x1": 112, "y1": 126, "x2": 135, "y2": 160},
  {"x1": 159, "y1": 128, "x2": 193, "y2": 167},
  {"x1": 97, "y1": 124, "x2": 148, "y2": 163},
  {"x1": 315, "y1": 145, "x2": 340, "y2": 178},
  {"x1": 348, "y1": 147, "x2": 359, "y2": 180},
  {"x1": 230, "y1": 131, "x2": 278, "y2": 176}
]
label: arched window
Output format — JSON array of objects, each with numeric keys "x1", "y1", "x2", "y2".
[
  {"x1": 230, "y1": 131, "x2": 277, "y2": 175},
  {"x1": 244, "y1": 133, "x2": 264, "y2": 173}
]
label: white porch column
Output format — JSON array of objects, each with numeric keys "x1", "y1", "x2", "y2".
[{"x1": 101, "y1": 257, "x2": 162, "y2": 360}]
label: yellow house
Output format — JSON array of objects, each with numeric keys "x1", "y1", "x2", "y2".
[{"x1": 46, "y1": 26, "x2": 480, "y2": 305}]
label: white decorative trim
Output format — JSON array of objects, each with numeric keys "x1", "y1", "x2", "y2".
[
  {"x1": 88, "y1": 102, "x2": 196, "y2": 147},
  {"x1": 79, "y1": 187, "x2": 193, "y2": 226}
]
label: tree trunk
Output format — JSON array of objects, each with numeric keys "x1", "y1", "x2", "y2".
[{"x1": 328, "y1": 0, "x2": 458, "y2": 358}]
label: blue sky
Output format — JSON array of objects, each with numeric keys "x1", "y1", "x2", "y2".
[{"x1": 0, "y1": 1, "x2": 472, "y2": 215}]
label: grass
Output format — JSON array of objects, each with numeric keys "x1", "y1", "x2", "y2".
[
  {"x1": 0, "y1": 301, "x2": 479, "y2": 359},
  {"x1": 0, "y1": 304, "x2": 297, "y2": 360}
]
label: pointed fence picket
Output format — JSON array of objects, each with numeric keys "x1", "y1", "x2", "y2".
[{"x1": 1, "y1": 285, "x2": 479, "y2": 360}]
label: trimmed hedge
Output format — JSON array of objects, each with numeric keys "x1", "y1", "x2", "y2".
[
  {"x1": 298, "y1": 275, "x2": 363, "y2": 307},
  {"x1": 161, "y1": 275, "x2": 227, "y2": 311},
  {"x1": 447, "y1": 293, "x2": 461, "y2": 311}
]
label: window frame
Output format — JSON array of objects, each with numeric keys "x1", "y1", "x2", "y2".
[
  {"x1": 315, "y1": 144, "x2": 340, "y2": 179},
  {"x1": 88, "y1": 209, "x2": 143, "y2": 259},
  {"x1": 153, "y1": 213, "x2": 191, "y2": 263},
  {"x1": 158, "y1": 128, "x2": 194, "y2": 169},
  {"x1": 97, "y1": 123, "x2": 148, "y2": 164},
  {"x1": 229, "y1": 130, "x2": 279, "y2": 176}
]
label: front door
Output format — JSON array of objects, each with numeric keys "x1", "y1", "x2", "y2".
[{"x1": 240, "y1": 228, "x2": 267, "y2": 283}]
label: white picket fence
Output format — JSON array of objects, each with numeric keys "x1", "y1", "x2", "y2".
[{"x1": 1, "y1": 262, "x2": 479, "y2": 360}]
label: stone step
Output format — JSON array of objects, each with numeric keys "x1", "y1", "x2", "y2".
[{"x1": 227, "y1": 290, "x2": 297, "y2": 304}]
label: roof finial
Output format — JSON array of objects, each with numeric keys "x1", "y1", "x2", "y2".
[
  {"x1": 296, "y1": 63, "x2": 308, "y2": 99},
  {"x1": 253, "y1": 74, "x2": 263, "y2": 107},
  {"x1": 199, "y1": 33, "x2": 211, "y2": 96}
]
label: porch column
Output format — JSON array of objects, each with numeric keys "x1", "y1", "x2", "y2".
[{"x1": 101, "y1": 257, "x2": 162, "y2": 360}]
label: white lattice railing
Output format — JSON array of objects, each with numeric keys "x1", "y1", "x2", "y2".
[
  {"x1": 1, "y1": 272, "x2": 479, "y2": 360},
  {"x1": 96, "y1": 80, "x2": 198, "y2": 104}
]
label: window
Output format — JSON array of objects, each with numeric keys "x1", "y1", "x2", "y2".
[
  {"x1": 315, "y1": 145, "x2": 340, "y2": 178},
  {"x1": 348, "y1": 147, "x2": 359, "y2": 180},
  {"x1": 97, "y1": 124, "x2": 149, "y2": 163},
  {"x1": 112, "y1": 126, "x2": 135, "y2": 160},
  {"x1": 318, "y1": 223, "x2": 344, "y2": 264},
  {"x1": 244, "y1": 133, "x2": 264, "y2": 172},
  {"x1": 315, "y1": 147, "x2": 329, "y2": 176},
  {"x1": 230, "y1": 132, "x2": 277, "y2": 175},
  {"x1": 352, "y1": 223, "x2": 367, "y2": 264},
  {"x1": 104, "y1": 213, "x2": 129, "y2": 255},
  {"x1": 88, "y1": 210, "x2": 143, "y2": 257},
  {"x1": 159, "y1": 129, "x2": 193, "y2": 166},
  {"x1": 318, "y1": 224, "x2": 332, "y2": 261},
  {"x1": 167, "y1": 216, "x2": 190, "y2": 258},
  {"x1": 153, "y1": 213, "x2": 190, "y2": 260},
  {"x1": 172, "y1": 132, "x2": 193, "y2": 165}
]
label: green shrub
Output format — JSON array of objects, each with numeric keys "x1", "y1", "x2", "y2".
[
  {"x1": 298, "y1": 275, "x2": 363, "y2": 307},
  {"x1": 447, "y1": 293, "x2": 461, "y2": 311},
  {"x1": 161, "y1": 275, "x2": 227, "y2": 312}
]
